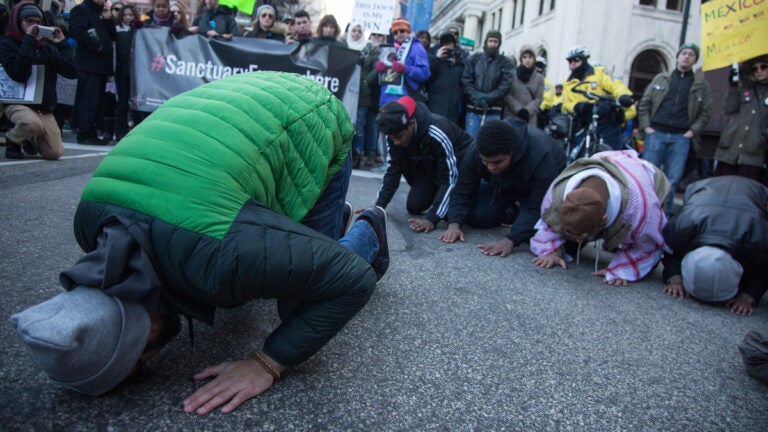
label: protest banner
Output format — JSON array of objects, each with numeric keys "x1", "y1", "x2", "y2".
[
  {"x1": 350, "y1": 0, "x2": 397, "y2": 35},
  {"x1": 132, "y1": 28, "x2": 361, "y2": 120},
  {"x1": 701, "y1": 0, "x2": 768, "y2": 71}
]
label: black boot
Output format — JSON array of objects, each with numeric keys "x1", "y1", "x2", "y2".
[
  {"x1": 4, "y1": 138, "x2": 23, "y2": 159},
  {"x1": 22, "y1": 140, "x2": 38, "y2": 156}
]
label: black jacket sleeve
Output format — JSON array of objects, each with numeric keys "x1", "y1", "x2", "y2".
[
  {"x1": 446, "y1": 150, "x2": 482, "y2": 225},
  {"x1": 375, "y1": 144, "x2": 403, "y2": 208},
  {"x1": 0, "y1": 36, "x2": 36, "y2": 82}
]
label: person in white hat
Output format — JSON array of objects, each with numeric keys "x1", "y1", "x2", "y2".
[{"x1": 662, "y1": 176, "x2": 768, "y2": 315}]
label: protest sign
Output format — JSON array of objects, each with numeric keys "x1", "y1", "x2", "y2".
[
  {"x1": 0, "y1": 65, "x2": 44, "y2": 105},
  {"x1": 350, "y1": 0, "x2": 397, "y2": 35},
  {"x1": 701, "y1": 0, "x2": 768, "y2": 70}
]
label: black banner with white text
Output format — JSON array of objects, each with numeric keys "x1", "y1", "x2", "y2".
[{"x1": 132, "y1": 28, "x2": 361, "y2": 120}]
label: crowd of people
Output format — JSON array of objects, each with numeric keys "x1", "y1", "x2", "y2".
[{"x1": 5, "y1": 5, "x2": 768, "y2": 415}]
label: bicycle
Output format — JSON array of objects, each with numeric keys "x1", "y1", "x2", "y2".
[{"x1": 567, "y1": 81, "x2": 634, "y2": 162}]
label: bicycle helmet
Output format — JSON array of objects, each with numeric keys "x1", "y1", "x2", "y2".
[
  {"x1": 535, "y1": 56, "x2": 547, "y2": 67},
  {"x1": 566, "y1": 45, "x2": 590, "y2": 61}
]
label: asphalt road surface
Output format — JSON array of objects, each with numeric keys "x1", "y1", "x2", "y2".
[{"x1": 2, "y1": 141, "x2": 767, "y2": 431}]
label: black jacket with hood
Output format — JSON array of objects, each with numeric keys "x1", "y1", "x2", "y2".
[
  {"x1": 376, "y1": 101, "x2": 473, "y2": 225},
  {"x1": 446, "y1": 117, "x2": 566, "y2": 245},
  {"x1": 0, "y1": 2, "x2": 76, "y2": 112}
]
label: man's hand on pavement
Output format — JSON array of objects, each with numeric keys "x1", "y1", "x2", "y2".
[
  {"x1": 662, "y1": 276, "x2": 688, "y2": 298},
  {"x1": 592, "y1": 269, "x2": 628, "y2": 286},
  {"x1": 439, "y1": 223, "x2": 465, "y2": 243},
  {"x1": 532, "y1": 252, "x2": 567, "y2": 269},
  {"x1": 726, "y1": 293, "x2": 755, "y2": 316},
  {"x1": 408, "y1": 218, "x2": 435, "y2": 233},
  {"x1": 478, "y1": 238, "x2": 515, "y2": 257},
  {"x1": 182, "y1": 356, "x2": 284, "y2": 415}
]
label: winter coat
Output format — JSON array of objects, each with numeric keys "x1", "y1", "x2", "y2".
[
  {"x1": 461, "y1": 50, "x2": 515, "y2": 112},
  {"x1": 504, "y1": 68, "x2": 544, "y2": 125},
  {"x1": 193, "y1": 6, "x2": 238, "y2": 37},
  {"x1": 562, "y1": 65, "x2": 636, "y2": 121},
  {"x1": 427, "y1": 51, "x2": 465, "y2": 124},
  {"x1": 0, "y1": 2, "x2": 76, "y2": 112},
  {"x1": 378, "y1": 37, "x2": 431, "y2": 106},
  {"x1": 637, "y1": 70, "x2": 712, "y2": 151},
  {"x1": 531, "y1": 150, "x2": 670, "y2": 282},
  {"x1": 71, "y1": 72, "x2": 369, "y2": 366},
  {"x1": 540, "y1": 77, "x2": 555, "y2": 111},
  {"x1": 376, "y1": 101, "x2": 472, "y2": 225},
  {"x1": 662, "y1": 176, "x2": 768, "y2": 303},
  {"x1": 714, "y1": 79, "x2": 768, "y2": 168},
  {"x1": 68, "y1": 0, "x2": 116, "y2": 75},
  {"x1": 114, "y1": 25, "x2": 132, "y2": 78},
  {"x1": 447, "y1": 117, "x2": 567, "y2": 245}
]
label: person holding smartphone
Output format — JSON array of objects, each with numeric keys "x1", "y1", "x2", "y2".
[{"x1": 0, "y1": 1, "x2": 76, "y2": 160}]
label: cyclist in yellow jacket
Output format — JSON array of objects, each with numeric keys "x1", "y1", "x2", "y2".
[{"x1": 561, "y1": 46, "x2": 635, "y2": 150}]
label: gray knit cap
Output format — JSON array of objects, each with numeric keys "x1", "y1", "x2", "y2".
[
  {"x1": 10, "y1": 287, "x2": 150, "y2": 396},
  {"x1": 681, "y1": 246, "x2": 742, "y2": 302}
]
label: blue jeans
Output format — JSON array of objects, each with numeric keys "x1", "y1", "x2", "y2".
[
  {"x1": 465, "y1": 111, "x2": 501, "y2": 138},
  {"x1": 642, "y1": 131, "x2": 690, "y2": 214},
  {"x1": 302, "y1": 153, "x2": 352, "y2": 240},
  {"x1": 352, "y1": 105, "x2": 368, "y2": 156}
]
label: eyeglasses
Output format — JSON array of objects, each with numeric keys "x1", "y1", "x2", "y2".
[
  {"x1": 261, "y1": 13, "x2": 274, "y2": 18},
  {"x1": 751, "y1": 64, "x2": 768, "y2": 73},
  {"x1": 567, "y1": 58, "x2": 581, "y2": 63},
  {"x1": 394, "y1": 29, "x2": 409, "y2": 35},
  {"x1": 111, "y1": 7, "x2": 122, "y2": 11}
]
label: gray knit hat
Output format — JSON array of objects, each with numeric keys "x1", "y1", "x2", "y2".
[
  {"x1": 10, "y1": 287, "x2": 150, "y2": 396},
  {"x1": 681, "y1": 246, "x2": 742, "y2": 302}
]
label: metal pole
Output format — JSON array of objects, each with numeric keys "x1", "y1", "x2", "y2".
[{"x1": 679, "y1": 0, "x2": 692, "y2": 46}]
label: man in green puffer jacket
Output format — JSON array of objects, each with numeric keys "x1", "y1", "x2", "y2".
[{"x1": 10, "y1": 71, "x2": 389, "y2": 416}]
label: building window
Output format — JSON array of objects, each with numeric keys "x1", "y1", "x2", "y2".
[
  {"x1": 639, "y1": 0, "x2": 684, "y2": 10},
  {"x1": 539, "y1": 0, "x2": 545, "y2": 15},
  {"x1": 629, "y1": 50, "x2": 668, "y2": 97},
  {"x1": 550, "y1": 0, "x2": 556, "y2": 11},
  {"x1": 511, "y1": 0, "x2": 518, "y2": 29},
  {"x1": 520, "y1": 0, "x2": 526, "y2": 25}
]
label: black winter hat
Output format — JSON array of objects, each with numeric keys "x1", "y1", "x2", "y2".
[
  {"x1": 439, "y1": 32, "x2": 457, "y2": 46},
  {"x1": 377, "y1": 96, "x2": 416, "y2": 134}
]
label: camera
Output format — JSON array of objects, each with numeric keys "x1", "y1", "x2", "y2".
[{"x1": 35, "y1": 25, "x2": 55, "y2": 40}]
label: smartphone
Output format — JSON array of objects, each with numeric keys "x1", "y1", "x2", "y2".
[{"x1": 36, "y1": 25, "x2": 55, "y2": 40}]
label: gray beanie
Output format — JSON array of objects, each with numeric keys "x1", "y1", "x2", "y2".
[
  {"x1": 10, "y1": 287, "x2": 150, "y2": 396},
  {"x1": 19, "y1": 4, "x2": 43, "y2": 21},
  {"x1": 681, "y1": 246, "x2": 742, "y2": 302}
]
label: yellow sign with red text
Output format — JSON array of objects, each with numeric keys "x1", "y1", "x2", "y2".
[{"x1": 701, "y1": 0, "x2": 768, "y2": 70}]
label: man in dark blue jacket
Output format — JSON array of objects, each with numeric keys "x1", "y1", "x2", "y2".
[
  {"x1": 69, "y1": 0, "x2": 116, "y2": 145},
  {"x1": 374, "y1": 96, "x2": 472, "y2": 233},
  {"x1": 439, "y1": 118, "x2": 566, "y2": 257},
  {"x1": 0, "y1": 1, "x2": 76, "y2": 160}
]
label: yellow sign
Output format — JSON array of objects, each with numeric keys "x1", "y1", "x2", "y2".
[{"x1": 701, "y1": 0, "x2": 768, "y2": 71}]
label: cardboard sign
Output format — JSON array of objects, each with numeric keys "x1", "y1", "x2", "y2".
[{"x1": 701, "y1": 0, "x2": 768, "y2": 71}]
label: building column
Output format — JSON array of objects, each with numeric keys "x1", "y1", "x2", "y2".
[{"x1": 464, "y1": 10, "x2": 482, "y2": 50}]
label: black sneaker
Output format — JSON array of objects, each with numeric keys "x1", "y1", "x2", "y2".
[
  {"x1": 4, "y1": 139, "x2": 23, "y2": 159},
  {"x1": 356, "y1": 206, "x2": 389, "y2": 281},
  {"x1": 340, "y1": 201, "x2": 353, "y2": 239},
  {"x1": 77, "y1": 136, "x2": 111, "y2": 146}
]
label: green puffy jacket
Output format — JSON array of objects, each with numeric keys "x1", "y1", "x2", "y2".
[{"x1": 73, "y1": 72, "x2": 374, "y2": 366}]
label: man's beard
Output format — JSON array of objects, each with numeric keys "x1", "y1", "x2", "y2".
[{"x1": 484, "y1": 45, "x2": 499, "y2": 58}]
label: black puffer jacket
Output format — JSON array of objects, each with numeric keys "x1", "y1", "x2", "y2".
[
  {"x1": 447, "y1": 117, "x2": 566, "y2": 245},
  {"x1": 0, "y1": 2, "x2": 76, "y2": 112},
  {"x1": 376, "y1": 101, "x2": 473, "y2": 225},
  {"x1": 662, "y1": 176, "x2": 768, "y2": 303}
]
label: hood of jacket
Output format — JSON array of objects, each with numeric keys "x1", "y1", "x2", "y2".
[
  {"x1": 411, "y1": 101, "x2": 433, "y2": 144},
  {"x1": 8, "y1": 1, "x2": 47, "y2": 39}
]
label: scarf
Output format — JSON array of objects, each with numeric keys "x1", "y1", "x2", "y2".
[{"x1": 516, "y1": 65, "x2": 534, "y2": 83}]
